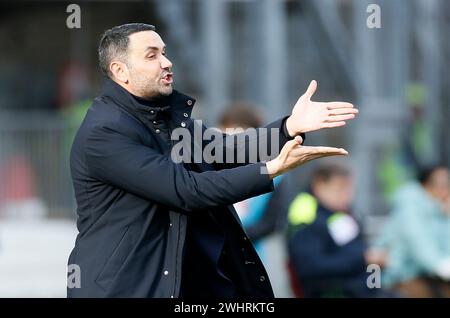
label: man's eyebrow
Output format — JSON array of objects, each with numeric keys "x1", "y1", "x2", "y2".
[{"x1": 145, "y1": 45, "x2": 166, "y2": 52}]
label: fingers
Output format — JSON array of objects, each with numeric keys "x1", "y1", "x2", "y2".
[
  {"x1": 299, "y1": 146, "x2": 348, "y2": 161},
  {"x1": 326, "y1": 102, "x2": 354, "y2": 109},
  {"x1": 323, "y1": 105, "x2": 358, "y2": 128},
  {"x1": 302, "y1": 80, "x2": 317, "y2": 100},
  {"x1": 285, "y1": 135, "x2": 303, "y2": 150},
  {"x1": 308, "y1": 146, "x2": 348, "y2": 155},
  {"x1": 329, "y1": 108, "x2": 359, "y2": 116},
  {"x1": 322, "y1": 121, "x2": 346, "y2": 128},
  {"x1": 294, "y1": 135, "x2": 303, "y2": 144},
  {"x1": 326, "y1": 114, "x2": 356, "y2": 122},
  {"x1": 285, "y1": 138, "x2": 301, "y2": 150},
  {"x1": 285, "y1": 145, "x2": 348, "y2": 172}
]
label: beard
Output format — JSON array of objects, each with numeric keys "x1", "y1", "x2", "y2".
[{"x1": 130, "y1": 70, "x2": 173, "y2": 100}]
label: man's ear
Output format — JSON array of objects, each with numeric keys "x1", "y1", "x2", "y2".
[{"x1": 109, "y1": 61, "x2": 129, "y2": 84}]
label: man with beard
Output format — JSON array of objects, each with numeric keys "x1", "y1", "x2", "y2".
[{"x1": 67, "y1": 23, "x2": 358, "y2": 298}]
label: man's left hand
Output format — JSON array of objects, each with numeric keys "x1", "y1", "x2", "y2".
[{"x1": 286, "y1": 80, "x2": 358, "y2": 136}]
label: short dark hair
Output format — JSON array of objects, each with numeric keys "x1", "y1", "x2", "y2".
[
  {"x1": 98, "y1": 23, "x2": 156, "y2": 77},
  {"x1": 218, "y1": 103, "x2": 263, "y2": 129},
  {"x1": 418, "y1": 164, "x2": 447, "y2": 185},
  {"x1": 312, "y1": 162, "x2": 351, "y2": 184}
]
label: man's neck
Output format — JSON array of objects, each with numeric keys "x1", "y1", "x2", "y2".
[
  {"x1": 110, "y1": 78, "x2": 168, "y2": 106},
  {"x1": 131, "y1": 92, "x2": 167, "y2": 108}
]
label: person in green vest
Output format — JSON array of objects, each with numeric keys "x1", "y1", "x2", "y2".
[{"x1": 286, "y1": 161, "x2": 386, "y2": 297}]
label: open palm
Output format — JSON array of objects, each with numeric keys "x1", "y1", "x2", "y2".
[{"x1": 286, "y1": 80, "x2": 358, "y2": 135}]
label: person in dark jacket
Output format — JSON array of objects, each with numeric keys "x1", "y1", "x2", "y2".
[
  {"x1": 67, "y1": 23, "x2": 358, "y2": 298},
  {"x1": 286, "y1": 162, "x2": 385, "y2": 297}
]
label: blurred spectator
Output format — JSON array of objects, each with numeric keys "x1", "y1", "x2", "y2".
[
  {"x1": 58, "y1": 61, "x2": 92, "y2": 155},
  {"x1": 218, "y1": 102, "x2": 263, "y2": 133},
  {"x1": 378, "y1": 82, "x2": 433, "y2": 201},
  {"x1": 373, "y1": 164, "x2": 450, "y2": 297},
  {"x1": 57, "y1": 61, "x2": 92, "y2": 215},
  {"x1": 218, "y1": 102, "x2": 281, "y2": 261},
  {"x1": 286, "y1": 161, "x2": 385, "y2": 297}
]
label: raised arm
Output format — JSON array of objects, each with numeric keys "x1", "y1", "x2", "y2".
[{"x1": 210, "y1": 80, "x2": 357, "y2": 170}]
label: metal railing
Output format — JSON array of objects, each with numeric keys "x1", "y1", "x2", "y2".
[{"x1": 0, "y1": 111, "x2": 77, "y2": 219}]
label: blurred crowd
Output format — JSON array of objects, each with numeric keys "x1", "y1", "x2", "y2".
[
  {"x1": 0, "y1": 0, "x2": 449, "y2": 299},
  {"x1": 0, "y1": 94, "x2": 449, "y2": 298},
  {"x1": 220, "y1": 102, "x2": 450, "y2": 298},
  {"x1": 0, "y1": 93, "x2": 449, "y2": 298}
]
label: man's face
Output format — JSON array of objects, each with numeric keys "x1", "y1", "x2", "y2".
[
  {"x1": 426, "y1": 168, "x2": 450, "y2": 206},
  {"x1": 125, "y1": 31, "x2": 173, "y2": 99},
  {"x1": 313, "y1": 175, "x2": 354, "y2": 212}
]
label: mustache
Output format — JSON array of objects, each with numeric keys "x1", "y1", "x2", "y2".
[{"x1": 160, "y1": 69, "x2": 173, "y2": 79}]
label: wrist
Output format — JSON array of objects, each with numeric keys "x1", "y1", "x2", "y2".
[
  {"x1": 266, "y1": 158, "x2": 281, "y2": 180},
  {"x1": 285, "y1": 116, "x2": 294, "y2": 137}
]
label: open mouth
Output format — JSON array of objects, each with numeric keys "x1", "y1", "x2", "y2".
[{"x1": 161, "y1": 73, "x2": 173, "y2": 85}]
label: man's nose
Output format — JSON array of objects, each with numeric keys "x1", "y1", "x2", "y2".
[{"x1": 161, "y1": 55, "x2": 173, "y2": 70}]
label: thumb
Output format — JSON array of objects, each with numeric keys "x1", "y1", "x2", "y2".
[
  {"x1": 302, "y1": 80, "x2": 317, "y2": 100},
  {"x1": 286, "y1": 138, "x2": 301, "y2": 150},
  {"x1": 294, "y1": 135, "x2": 303, "y2": 144}
]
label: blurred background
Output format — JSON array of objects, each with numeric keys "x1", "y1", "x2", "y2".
[{"x1": 0, "y1": 0, "x2": 449, "y2": 297}]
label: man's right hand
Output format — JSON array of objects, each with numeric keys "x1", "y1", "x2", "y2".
[{"x1": 266, "y1": 136, "x2": 348, "y2": 179}]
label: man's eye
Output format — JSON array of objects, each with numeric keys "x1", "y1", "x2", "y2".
[{"x1": 147, "y1": 55, "x2": 155, "y2": 59}]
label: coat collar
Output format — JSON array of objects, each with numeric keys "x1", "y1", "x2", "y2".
[{"x1": 101, "y1": 77, "x2": 196, "y2": 120}]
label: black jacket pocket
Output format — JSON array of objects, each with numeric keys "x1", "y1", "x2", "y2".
[{"x1": 95, "y1": 225, "x2": 133, "y2": 290}]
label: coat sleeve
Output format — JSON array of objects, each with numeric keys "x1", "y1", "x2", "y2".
[
  {"x1": 84, "y1": 124, "x2": 274, "y2": 213},
  {"x1": 208, "y1": 116, "x2": 305, "y2": 170},
  {"x1": 245, "y1": 177, "x2": 285, "y2": 241}
]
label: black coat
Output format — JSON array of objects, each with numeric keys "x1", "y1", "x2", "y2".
[{"x1": 67, "y1": 78, "x2": 296, "y2": 298}]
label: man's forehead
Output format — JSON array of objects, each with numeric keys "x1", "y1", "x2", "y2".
[{"x1": 129, "y1": 30, "x2": 165, "y2": 51}]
